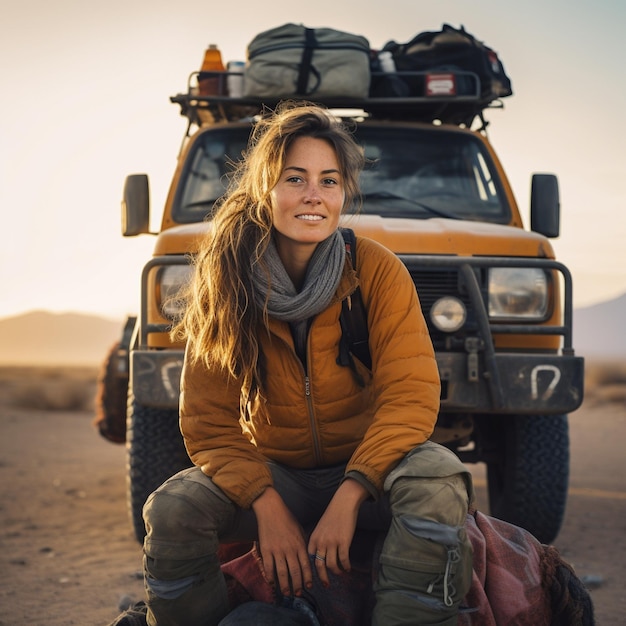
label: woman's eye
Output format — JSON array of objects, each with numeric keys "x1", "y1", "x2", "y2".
[
  {"x1": 323, "y1": 178, "x2": 339, "y2": 186},
  {"x1": 286, "y1": 176, "x2": 303, "y2": 183}
]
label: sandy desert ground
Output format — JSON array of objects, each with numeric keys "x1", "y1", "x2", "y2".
[{"x1": 0, "y1": 363, "x2": 625, "y2": 625}]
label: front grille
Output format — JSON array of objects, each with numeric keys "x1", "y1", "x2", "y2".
[
  {"x1": 394, "y1": 254, "x2": 575, "y2": 354},
  {"x1": 405, "y1": 267, "x2": 478, "y2": 345}
]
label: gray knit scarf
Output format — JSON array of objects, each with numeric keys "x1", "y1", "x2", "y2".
[{"x1": 251, "y1": 230, "x2": 346, "y2": 359}]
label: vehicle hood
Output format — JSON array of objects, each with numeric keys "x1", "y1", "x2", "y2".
[
  {"x1": 153, "y1": 222, "x2": 211, "y2": 256},
  {"x1": 153, "y1": 215, "x2": 555, "y2": 259},
  {"x1": 345, "y1": 215, "x2": 555, "y2": 258}
]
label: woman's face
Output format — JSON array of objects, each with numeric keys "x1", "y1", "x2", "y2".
[{"x1": 270, "y1": 136, "x2": 345, "y2": 255}]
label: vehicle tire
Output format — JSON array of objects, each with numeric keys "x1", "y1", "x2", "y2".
[
  {"x1": 126, "y1": 396, "x2": 192, "y2": 543},
  {"x1": 93, "y1": 342, "x2": 129, "y2": 444},
  {"x1": 486, "y1": 414, "x2": 569, "y2": 544}
]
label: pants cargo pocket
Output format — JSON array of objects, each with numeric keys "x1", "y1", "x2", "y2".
[
  {"x1": 373, "y1": 468, "x2": 473, "y2": 626},
  {"x1": 373, "y1": 525, "x2": 472, "y2": 626}
]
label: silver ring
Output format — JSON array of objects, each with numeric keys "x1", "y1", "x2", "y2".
[{"x1": 314, "y1": 553, "x2": 326, "y2": 562}]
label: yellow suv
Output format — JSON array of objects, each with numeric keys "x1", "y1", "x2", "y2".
[{"x1": 111, "y1": 67, "x2": 584, "y2": 545}]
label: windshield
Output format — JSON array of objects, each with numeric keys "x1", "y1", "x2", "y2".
[
  {"x1": 357, "y1": 127, "x2": 509, "y2": 221},
  {"x1": 173, "y1": 127, "x2": 249, "y2": 223},
  {"x1": 173, "y1": 124, "x2": 510, "y2": 223}
]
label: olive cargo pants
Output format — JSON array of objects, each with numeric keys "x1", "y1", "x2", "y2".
[{"x1": 142, "y1": 441, "x2": 474, "y2": 625}]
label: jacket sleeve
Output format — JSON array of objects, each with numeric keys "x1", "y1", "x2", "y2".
[
  {"x1": 179, "y1": 349, "x2": 273, "y2": 508},
  {"x1": 345, "y1": 237, "x2": 440, "y2": 492}
]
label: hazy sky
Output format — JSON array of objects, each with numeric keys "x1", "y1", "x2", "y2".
[{"x1": 1, "y1": 0, "x2": 625, "y2": 321}]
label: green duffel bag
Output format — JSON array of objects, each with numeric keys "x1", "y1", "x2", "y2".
[{"x1": 244, "y1": 23, "x2": 371, "y2": 99}]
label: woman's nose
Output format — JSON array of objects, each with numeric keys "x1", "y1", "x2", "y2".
[{"x1": 304, "y1": 182, "x2": 321, "y2": 203}]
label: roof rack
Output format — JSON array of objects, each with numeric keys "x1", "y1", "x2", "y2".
[{"x1": 170, "y1": 70, "x2": 504, "y2": 131}]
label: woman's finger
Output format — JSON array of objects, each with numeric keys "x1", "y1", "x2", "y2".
[
  {"x1": 313, "y1": 550, "x2": 330, "y2": 588},
  {"x1": 324, "y1": 546, "x2": 344, "y2": 576},
  {"x1": 274, "y1": 556, "x2": 293, "y2": 596}
]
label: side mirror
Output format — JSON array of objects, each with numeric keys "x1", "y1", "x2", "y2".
[
  {"x1": 122, "y1": 174, "x2": 150, "y2": 236},
  {"x1": 530, "y1": 173, "x2": 560, "y2": 238}
]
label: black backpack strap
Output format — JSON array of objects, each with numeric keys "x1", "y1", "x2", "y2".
[
  {"x1": 338, "y1": 228, "x2": 372, "y2": 374},
  {"x1": 297, "y1": 28, "x2": 320, "y2": 95}
]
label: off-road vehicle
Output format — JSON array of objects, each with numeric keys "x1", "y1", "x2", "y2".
[{"x1": 102, "y1": 53, "x2": 584, "y2": 546}]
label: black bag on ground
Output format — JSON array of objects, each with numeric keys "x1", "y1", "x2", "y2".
[{"x1": 381, "y1": 24, "x2": 512, "y2": 100}]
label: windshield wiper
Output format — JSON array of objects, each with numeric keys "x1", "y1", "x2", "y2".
[
  {"x1": 181, "y1": 198, "x2": 221, "y2": 210},
  {"x1": 361, "y1": 190, "x2": 461, "y2": 220}
]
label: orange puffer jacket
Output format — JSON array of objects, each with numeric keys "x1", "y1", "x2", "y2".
[{"x1": 179, "y1": 236, "x2": 440, "y2": 508}]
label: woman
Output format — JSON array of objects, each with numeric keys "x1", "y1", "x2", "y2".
[{"x1": 142, "y1": 102, "x2": 473, "y2": 626}]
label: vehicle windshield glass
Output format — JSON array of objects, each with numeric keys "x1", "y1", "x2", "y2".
[
  {"x1": 356, "y1": 126, "x2": 509, "y2": 221},
  {"x1": 173, "y1": 124, "x2": 510, "y2": 223},
  {"x1": 173, "y1": 127, "x2": 249, "y2": 223}
]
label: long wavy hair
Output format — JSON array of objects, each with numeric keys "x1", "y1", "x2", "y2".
[{"x1": 172, "y1": 101, "x2": 365, "y2": 402}]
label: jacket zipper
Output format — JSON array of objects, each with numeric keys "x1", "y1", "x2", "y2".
[
  {"x1": 271, "y1": 326, "x2": 323, "y2": 465},
  {"x1": 304, "y1": 375, "x2": 322, "y2": 464}
]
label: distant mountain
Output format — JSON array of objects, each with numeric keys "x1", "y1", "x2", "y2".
[
  {"x1": 0, "y1": 310, "x2": 125, "y2": 366},
  {"x1": 573, "y1": 293, "x2": 626, "y2": 359},
  {"x1": 0, "y1": 294, "x2": 623, "y2": 366}
]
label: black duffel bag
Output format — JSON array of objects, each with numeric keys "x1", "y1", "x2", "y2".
[{"x1": 381, "y1": 24, "x2": 512, "y2": 100}]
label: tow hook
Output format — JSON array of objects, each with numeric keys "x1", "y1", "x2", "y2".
[{"x1": 464, "y1": 337, "x2": 483, "y2": 383}]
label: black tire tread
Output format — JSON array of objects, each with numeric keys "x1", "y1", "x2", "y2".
[
  {"x1": 126, "y1": 399, "x2": 192, "y2": 542},
  {"x1": 487, "y1": 414, "x2": 569, "y2": 544}
]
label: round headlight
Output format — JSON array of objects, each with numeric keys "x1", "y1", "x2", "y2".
[{"x1": 430, "y1": 297, "x2": 467, "y2": 332}]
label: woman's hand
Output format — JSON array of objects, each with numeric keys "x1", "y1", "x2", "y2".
[
  {"x1": 252, "y1": 487, "x2": 313, "y2": 597},
  {"x1": 307, "y1": 478, "x2": 369, "y2": 587}
]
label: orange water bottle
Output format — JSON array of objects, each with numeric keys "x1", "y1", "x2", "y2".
[{"x1": 198, "y1": 44, "x2": 225, "y2": 95}]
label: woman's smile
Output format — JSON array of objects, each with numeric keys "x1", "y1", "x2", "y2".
[
  {"x1": 270, "y1": 136, "x2": 345, "y2": 283},
  {"x1": 296, "y1": 213, "x2": 325, "y2": 221}
]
